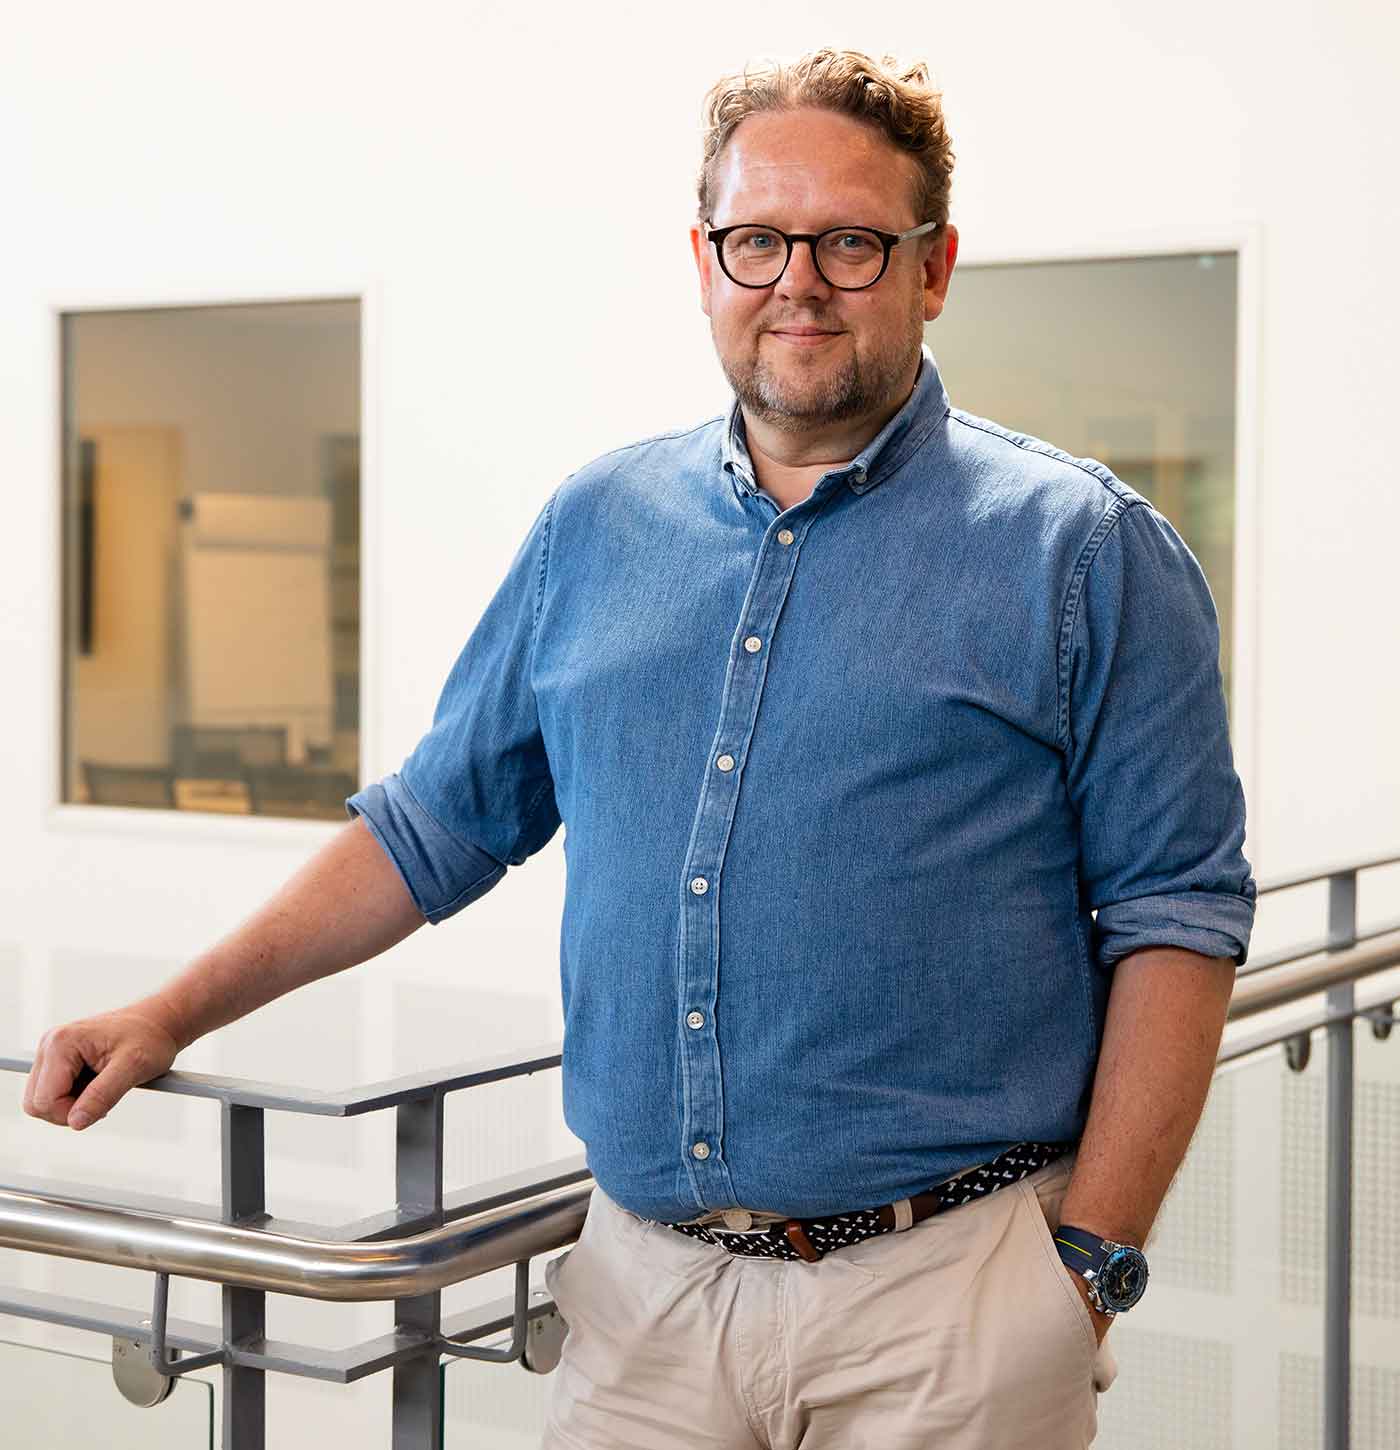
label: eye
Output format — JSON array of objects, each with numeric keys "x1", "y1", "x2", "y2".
[{"x1": 722, "y1": 227, "x2": 784, "y2": 259}]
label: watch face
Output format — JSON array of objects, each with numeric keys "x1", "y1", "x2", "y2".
[{"x1": 1099, "y1": 1247, "x2": 1149, "y2": 1312}]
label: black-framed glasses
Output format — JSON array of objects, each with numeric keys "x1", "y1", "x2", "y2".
[{"x1": 704, "y1": 218, "x2": 940, "y2": 291}]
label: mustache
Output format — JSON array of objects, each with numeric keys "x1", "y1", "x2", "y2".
[{"x1": 759, "y1": 318, "x2": 845, "y2": 331}]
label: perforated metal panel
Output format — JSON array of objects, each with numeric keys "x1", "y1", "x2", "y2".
[
  {"x1": 1279, "y1": 1351, "x2": 1321, "y2": 1450},
  {"x1": 1280, "y1": 1070, "x2": 1400, "y2": 1317},
  {"x1": 1353, "y1": 1360, "x2": 1400, "y2": 1449},
  {"x1": 1095, "y1": 1329, "x2": 1233, "y2": 1450},
  {"x1": 1280, "y1": 1074, "x2": 1326, "y2": 1305},
  {"x1": 1279, "y1": 1352, "x2": 1400, "y2": 1450},
  {"x1": 1353, "y1": 1080, "x2": 1400, "y2": 1320},
  {"x1": 1146, "y1": 1073, "x2": 1235, "y2": 1293}
]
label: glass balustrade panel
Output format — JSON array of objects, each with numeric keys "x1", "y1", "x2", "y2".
[{"x1": 0, "y1": 1335, "x2": 213, "y2": 1446}]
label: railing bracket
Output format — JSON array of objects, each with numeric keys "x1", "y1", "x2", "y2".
[
  {"x1": 1362, "y1": 1003, "x2": 1397, "y2": 1040},
  {"x1": 113, "y1": 1333, "x2": 178, "y2": 1407},
  {"x1": 522, "y1": 1298, "x2": 568, "y2": 1374},
  {"x1": 147, "y1": 1271, "x2": 225, "y2": 1380},
  {"x1": 439, "y1": 1259, "x2": 534, "y2": 1364},
  {"x1": 1284, "y1": 1031, "x2": 1312, "y2": 1072}
]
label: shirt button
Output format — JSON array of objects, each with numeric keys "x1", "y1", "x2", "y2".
[
  {"x1": 716, "y1": 753, "x2": 735, "y2": 772},
  {"x1": 692, "y1": 1142, "x2": 711, "y2": 1160},
  {"x1": 686, "y1": 1010, "x2": 705, "y2": 1029},
  {"x1": 743, "y1": 636, "x2": 762, "y2": 653},
  {"x1": 690, "y1": 876, "x2": 709, "y2": 895},
  {"x1": 777, "y1": 529, "x2": 794, "y2": 546}
]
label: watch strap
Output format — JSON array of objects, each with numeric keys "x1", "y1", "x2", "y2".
[
  {"x1": 1052, "y1": 1223, "x2": 1109, "y2": 1274},
  {"x1": 1053, "y1": 1223, "x2": 1149, "y2": 1315}
]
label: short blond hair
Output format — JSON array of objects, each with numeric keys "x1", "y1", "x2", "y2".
[{"x1": 697, "y1": 49, "x2": 955, "y2": 227}]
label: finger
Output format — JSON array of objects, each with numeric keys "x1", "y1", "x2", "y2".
[
  {"x1": 69, "y1": 1058, "x2": 137, "y2": 1130},
  {"x1": 21, "y1": 1032, "x2": 52, "y2": 1116},
  {"x1": 27, "y1": 1038, "x2": 92, "y2": 1126}
]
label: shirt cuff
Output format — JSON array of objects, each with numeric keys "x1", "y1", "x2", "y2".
[
  {"x1": 345, "y1": 773, "x2": 507, "y2": 925},
  {"x1": 1094, "y1": 888, "x2": 1256, "y2": 970}
]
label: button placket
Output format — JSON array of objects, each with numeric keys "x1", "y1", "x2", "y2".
[{"x1": 675, "y1": 502, "x2": 821, "y2": 1204}]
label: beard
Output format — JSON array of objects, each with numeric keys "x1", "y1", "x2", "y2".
[{"x1": 715, "y1": 299, "x2": 924, "y2": 432}]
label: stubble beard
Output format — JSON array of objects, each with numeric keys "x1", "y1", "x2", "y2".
[{"x1": 716, "y1": 302, "x2": 924, "y2": 433}]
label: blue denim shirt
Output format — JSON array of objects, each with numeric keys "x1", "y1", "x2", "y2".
[{"x1": 347, "y1": 346, "x2": 1255, "y2": 1223}]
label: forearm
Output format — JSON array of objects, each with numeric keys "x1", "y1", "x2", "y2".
[
  {"x1": 132, "y1": 816, "x2": 426, "y2": 1052},
  {"x1": 1058, "y1": 944, "x2": 1237, "y2": 1249}
]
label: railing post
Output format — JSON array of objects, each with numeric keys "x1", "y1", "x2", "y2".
[
  {"x1": 393, "y1": 1092, "x2": 445, "y2": 1448},
  {"x1": 222, "y1": 1102, "x2": 266, "y2": 1450},
  {"x1": 1324, "y1": 871, "x2": 1356, "y2": 1450}
]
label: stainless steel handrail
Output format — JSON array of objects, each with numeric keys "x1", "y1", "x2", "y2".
[
  {"x1": 1239, "y1": 913, "x2": 1400, "y2": 976},
  {"x1": 1256, "y1": 850, "x2": 1400, "y2": 896},
  {"x1": 2, "y1": 845, "x2": 1397, "y2": 1450},
  {"x1": 1227, "y1": 926, "x2": 1400, "y2": 1019},
  {"x1": 0, "y1": 1178, "x2": 591, "y2": 1302},
  {"x1": 0, "y1": 929, "x2": 1395, "y2": 1307}
]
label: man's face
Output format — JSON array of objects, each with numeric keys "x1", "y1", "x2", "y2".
[{"x1": 690, "y1": 108, "x2": 958, "y2": 433}]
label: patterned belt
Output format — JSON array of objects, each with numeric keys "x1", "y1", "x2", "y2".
[{"x1": 663, "y1": 1140, "x2": 1074, "y2": 1263}]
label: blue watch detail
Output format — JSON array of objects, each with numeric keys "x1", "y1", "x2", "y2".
[{"x1": 1053, "y1": 1223, "x2": 1149, "y2": 1315}]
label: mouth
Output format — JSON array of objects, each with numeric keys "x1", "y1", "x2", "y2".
[{"x1": 766, "y1": 328, "x2": 843, "y2": 348}]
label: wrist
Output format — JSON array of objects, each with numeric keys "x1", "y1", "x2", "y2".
[
  {"x1": 1054, "y1": 1223, "x2": 1150, "y2": 1315},
  {"x1": 129, "y1": 992, "x2": 196, "y2": 1055},
  {"x1": 1055, "y1": 1202, "x2": 1144, "y2": 1250}
]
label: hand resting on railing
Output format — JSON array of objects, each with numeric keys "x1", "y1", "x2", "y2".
[
  {"x1": 21, "y1": 1009, "x2": 180, "y2": 1131},
  {"x1": 19, "y1": 815, "x2": 426, "y2": 1133}
]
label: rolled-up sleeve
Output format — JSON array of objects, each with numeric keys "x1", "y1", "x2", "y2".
[
  {"x1": 1062, "y1": 500, "x2": 1256, "y2": 970},
  {"x1": 345, "y1": 492, "x2": 562, "y2": 924}
]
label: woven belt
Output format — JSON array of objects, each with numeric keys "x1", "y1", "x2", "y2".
[{"x1": 663, "y1": 1140, "x2": 1074, "y2": 1263}]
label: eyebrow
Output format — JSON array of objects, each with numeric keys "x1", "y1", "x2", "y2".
[{"x1": 710, "y1": 216, "x2": 911, "y2": 236}]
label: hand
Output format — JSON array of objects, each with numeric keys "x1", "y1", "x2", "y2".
[
  {"x1": 1064, "y1": 1265, "x2": 1115, "y2": 1346},
  {"x1": 22, "y1": 1009, "x2": 180, "y2": 1131}
]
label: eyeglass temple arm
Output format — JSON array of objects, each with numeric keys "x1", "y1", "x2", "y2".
[{"x1": 896, "y1": 219, "x2": 941, "y2": 243}]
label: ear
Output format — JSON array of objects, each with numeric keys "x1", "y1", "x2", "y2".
[
  {"x1": 922, "y1": 222, "x2": 959, "y2": 324},
  {"x1": 690, "y1": 223, "x2": 713, "y2": 319}
]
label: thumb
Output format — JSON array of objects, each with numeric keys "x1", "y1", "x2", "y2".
[{"x1": 68, "y1": 1058, "x2": 132, "y2": 1130}]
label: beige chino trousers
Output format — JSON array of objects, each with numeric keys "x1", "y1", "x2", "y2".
[{"x1": 542, "y1": 1152, "x2": 1118, "y2": 1449}]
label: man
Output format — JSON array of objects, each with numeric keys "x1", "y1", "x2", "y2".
[{"x1": 24, "y1": 48, "x2": 1254, "y2": 1449}]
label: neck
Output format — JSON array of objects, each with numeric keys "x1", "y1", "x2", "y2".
[{"x1": 742, "y1": 361, "x2": 920, "y2": 510}]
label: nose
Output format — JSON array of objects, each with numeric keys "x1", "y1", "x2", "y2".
[{"x1": 774, "y1": 237, "x2": 833, "y2": 301}]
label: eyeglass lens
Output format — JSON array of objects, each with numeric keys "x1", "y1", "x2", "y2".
[{"x1": 719, "y1": 227, "x2": 886, "y2": 289}]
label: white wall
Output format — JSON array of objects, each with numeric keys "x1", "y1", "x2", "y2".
[{"x1": 1, "y1": 1, "x2": 1398, "y2": 1443}]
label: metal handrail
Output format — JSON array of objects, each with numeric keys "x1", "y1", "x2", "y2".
[
  {"x1": 0, "y1": 929, "x2": 1394, "y2": 1308},
  {"x1": 1255, "y1": 850, "x2": 1400, "y2": 896},
  {"x1": 0, "y1": 1178, "x2": 591, "y2": 1302},
  {"x1": 1239, "y1": 913, "x2": 1400, "y2": 976},
  {"x1": 0, "y1": 1042, "x2": 564, "y2": 1117},
  {"x1": 1227, "y1": 926, "x2": 1400, "y2": 1018},
  {"x1": 1, "y1": 845, "x2": 1397, "y2": 1448}
]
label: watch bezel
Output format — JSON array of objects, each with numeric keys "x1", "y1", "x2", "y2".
[{"x1": 1093, "y1": 1243, "x2": 1149, "y2": 1313}]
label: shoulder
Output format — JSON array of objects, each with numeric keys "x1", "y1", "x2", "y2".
[
  {"x1": 554, "y1": 415, "x2": 726, "y2": 517},
  {"x1": 940, "y1": 407, "x2": 1150, "y2": 550}
]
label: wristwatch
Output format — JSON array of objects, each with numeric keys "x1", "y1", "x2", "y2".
[{"x1": 1052, "y1": 1224, "x2": 1149, "y2": 1315}]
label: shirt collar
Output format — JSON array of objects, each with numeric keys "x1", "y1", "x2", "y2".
[{"x1": 721, "y1": 343, "x2": 951, "y2": 501}]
